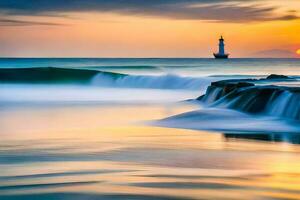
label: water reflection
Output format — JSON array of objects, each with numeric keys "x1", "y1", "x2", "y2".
[
  {"x1": 224, "y1": 133, "x2": 300, "y2": 144},
  {"x1": 1, "y1": 104, "x2": 300, "y2": 200}
]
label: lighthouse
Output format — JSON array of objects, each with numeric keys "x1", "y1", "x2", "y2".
[{"x1": 214, "y1": 36, "x2": 229, "y2": 59}]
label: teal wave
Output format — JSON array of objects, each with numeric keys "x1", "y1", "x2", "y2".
[{"x1": 0, "y1": 67, "x2": 126, "y2": 83}]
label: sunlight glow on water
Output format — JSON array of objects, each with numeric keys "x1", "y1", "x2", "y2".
[
  {"x1": 1, "y1": 104, "x2": 300, "y2": 200},
  {"x1": 1, "y1": 58, "x2": 300, "y2": 199}
]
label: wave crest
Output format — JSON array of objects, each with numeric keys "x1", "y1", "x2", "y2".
[
  {"x1": 0, "y1": 67, "x2": 215, "y2": 90},
  {"x1": 91, "y1": 73, "x2": 213, "y2": 90}
]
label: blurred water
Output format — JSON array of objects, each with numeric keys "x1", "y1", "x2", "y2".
[
  {"x1": 2, "y1": 104, "x2": 300, "y2": 200},
  {"x1": 1, "y1": 58, "x2": 300, "y2": 76},
  {"x1": 1, "y1": 58, "x2": 300, "y2": 199}
]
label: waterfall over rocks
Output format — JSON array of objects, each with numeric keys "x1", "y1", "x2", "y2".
[{"x1": 197, "y1": 78, "x2": 300, "y2": 121}]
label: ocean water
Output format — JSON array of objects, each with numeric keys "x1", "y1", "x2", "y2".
[{"x1": 1, "y1": 58, "x2": 300, "y2": 200}]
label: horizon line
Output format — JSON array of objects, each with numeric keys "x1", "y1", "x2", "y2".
[{"x1": 0, "y1": 57, "x2": 299, "y2": 59}]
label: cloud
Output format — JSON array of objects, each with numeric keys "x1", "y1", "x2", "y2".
[
  {"x1": 275, "y1": 14, "x2": 299, "y2": 21},
  {"x1": 252, "y1": 49, "x2": 296, "y2": 58},
  {"x1": 0, "y1": 18, "x2": 65, "y2": 26},
  {"x1": 0, "y1": 0, "x2": 298, "y2": 23}
]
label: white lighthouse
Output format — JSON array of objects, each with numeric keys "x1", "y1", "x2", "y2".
[{"x1": 214, "y1": 36, "x2": 229, "y2": 59}]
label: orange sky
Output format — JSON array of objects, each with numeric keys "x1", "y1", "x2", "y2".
[{"x1": 0, "y1": 0, "x2": 299, "y2": 58}]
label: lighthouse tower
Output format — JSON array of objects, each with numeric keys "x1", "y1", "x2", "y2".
[
  {"x1": 219, "y1": 36, "x2": 225, "y2": 55},
  {"x1": 213, "y1": 36, "x2": 229, "y2": 59}
]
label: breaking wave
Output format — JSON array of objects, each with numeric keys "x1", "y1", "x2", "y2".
[
  {"x1": 91, "y1": 73, "x2": 214, "y2": 90},
  {"x1": 0, "y1": 67, "x2": 216, "y2": 90}
]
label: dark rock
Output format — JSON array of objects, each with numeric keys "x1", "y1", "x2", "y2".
[
  {"x1": 204, "y1": 81, "x2": 254, "y2": 100},
  {"x1": 266, "y1": 74, "x2": 291, "y2": 80}
]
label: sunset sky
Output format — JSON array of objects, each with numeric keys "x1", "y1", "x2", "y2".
[{"x1": 0, "y1": 0, "x2": 299, "y2": 58}]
